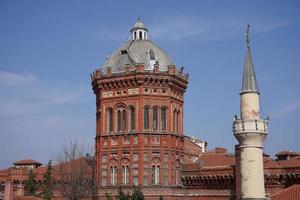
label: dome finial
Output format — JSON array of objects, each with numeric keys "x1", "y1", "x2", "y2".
[
  {"x1": 246, "y1": 24, "x2": 250, "y2": 48},
  {"x1": 131, "y1": 18, "x2": 148, "y2": 40}
]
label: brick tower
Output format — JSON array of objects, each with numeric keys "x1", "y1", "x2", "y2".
[
  {"x1": 233, "y1": 25, "x2": 269, "y2": 199},
  {"x1": 91, "y1": 18, "x2": 189, "y2": 197}
]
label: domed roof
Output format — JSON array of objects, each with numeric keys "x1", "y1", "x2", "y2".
[{"x1": 102, "y1": 19, "x2": 174, "y2": 73}]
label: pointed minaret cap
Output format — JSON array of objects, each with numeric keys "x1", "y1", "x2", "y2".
[{"x1": 241, "y1": 25, "x2": 260, "y2": 95}]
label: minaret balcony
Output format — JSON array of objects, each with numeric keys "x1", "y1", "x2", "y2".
[{"x1": 233, "y1": 118, "x2": 268, "y2": 135}]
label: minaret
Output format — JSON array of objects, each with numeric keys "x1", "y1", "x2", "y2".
[{"x1": 233, "y1": 25, "x2": 269, "y2": 199}]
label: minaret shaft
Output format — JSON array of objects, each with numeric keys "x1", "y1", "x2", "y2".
[
  {"x1": 240, "y1": 93, "x2": 260, "y2": 120},
  {"x1": 233, "y1": 25, "x2": 268, "y2": 200}
]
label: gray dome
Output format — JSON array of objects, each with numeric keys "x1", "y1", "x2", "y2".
[{"x1": 102, "y1": 39, "x2": 174, "y2": 73}]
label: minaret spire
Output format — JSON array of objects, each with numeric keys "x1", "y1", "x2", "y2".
[
  {"x1": 241, "y1": 25, "x2": 259, "y2": 94},
  {"x1": 233, "y1": 25, "x2": 269, "y2": 200}
]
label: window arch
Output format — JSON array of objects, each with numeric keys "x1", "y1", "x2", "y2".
[
  {"x1": 129, "y1": 106, "x2": 135, "y2": 131},
  {"x1": 177, "y1": 110, "x2": 180, "y2": 133},
  {"x1": 139, "y1": 31, "x2": 143, "y2": 39},
  {"x1": 110, "y1": 159, "x2": 118, "y2": 186},
  {"x1": 121, "y1": 159, "x2": 130, "y2": 185},
  {"x1": 116, "y1": 107, "x2": 126, "y2": 132},
  {"x1": 161, "y1": 107, "x2": 167, "y2": 131},
  {"x1": 173, "y1": 109, "x2": 177, "y2": 133},
  {"x1": 122, "y1": 110, "x2": 126, "y2": 131},
  {"x1": 144, "y1": 107, "x2": 150, "y2": 129},
  {"x1": 106, "y1": 108, "x2": 113, "y2": 133},
  {"x1": 152, "y1": 158, "x2": 160, "y2": 185},
  {"x1": 134, "y1": 31, "x2": 137, "y2": 39},
  {"x1": 153, "y1": 107, "x2": 158, "y2": 130}
]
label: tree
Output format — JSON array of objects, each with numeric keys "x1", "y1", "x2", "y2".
[
  {"x1": 55, "y1": 139, "x2": 93, "y2": 200},
  {"x1": 116, "y1": 188, "x2": 130, "y2": 200},
  {"x1": 85, "y1": 153, "x2": 97, "y2": 200},
  {"x1": 24, "y1": 169, "x2": 38, "y2": 196},
  {"x1": 42, "y1": 160, "x2": 54, "y2": 200},
  {"x1": 131, "y1": 187, "x2": 144, "y2": 200},
  {"x1": 105, "y1": 192, "x2": 113, "y2": 200}
]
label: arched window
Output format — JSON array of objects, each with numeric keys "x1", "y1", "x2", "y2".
[
  {"x1": 117, "y1": 110, "x2": 122, "y2": 132},
  {"x1": 122, "y1": 110, "x2": 126, "y2": 131},
  {"x1": 152, "y1": 165, "x2": 160, "y2": 185},
  {"x1": 173, "y1": 109, "x2": 177, "y2": 133},
  {"x1": 110, "y1": 166, "x2": 117, "y2": 186},
  {"x1": 96, "y1": 110, "x2": 101, "y2": 133},
  {"x1": 134, "y1": 31, "x2": 137, "y2": 39},
  {"x1": 149, "y1": 49, "x2": 156, "y2": 60},
  {"x1": 153, "y1": 107, "x2": 158, "y2": 130},
  {"x1": 122, "y1": 166, "x2": 129, "y2": 185},
  {"x1": 144, "y1": 107, "x2": 149, "y2": 129},
  {"x1": 117, "y1": 107, "x2": 126, "y2": 132},
  {"x1": 106, "y1": 108, "x2": 113, "y2": 133},
  {"x1": 177, "y1": 110, "x2": 180, "y2": 133},
  {"x1": 139, "y1": 31, "x2": 143, "y2": 39},
  {"x1": 161, "y1": 107, "x2": 167, "y2": 131},
  {"x1": 129, "y1": 106, "x2": 135, "y2": 131}
]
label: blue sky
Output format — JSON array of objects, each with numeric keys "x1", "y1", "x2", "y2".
[{"x1": 0, "y1": 0, "x2": 300, "y2": 168}]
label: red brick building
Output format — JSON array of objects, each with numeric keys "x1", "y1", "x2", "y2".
[{"x1": 1, "y1": 19, "x2": 300, "y2": 200}]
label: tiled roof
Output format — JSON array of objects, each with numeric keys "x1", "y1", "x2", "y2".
[
  {"x1": 13, "y1": 159, "x2": 42, "y2": 166},
  {"x1": 271, "y1": 185, "x2": 300, "y2": 200},
  {"x1": 277, "y1": 157, "x2": 300, "y2": 168},
  {"x1": 276, "y1": 151, "x2": 300, "y2": 157},
  {"x1": 199, "y1": 152, "x2": 235, "y2": 167}
]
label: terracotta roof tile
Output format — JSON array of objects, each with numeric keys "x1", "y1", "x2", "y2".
[
  {"x1": 277, "y1": 157, "x2": 300, "y2": 168},
  {"x1": 13, "y1": 159, "x2": 42, "y2": 166},
  {"x1": 276, "y1": 151, "x2": 300, "y2": 157},
  {"x1": 271, "y1": 184, "x2": 300, "y2": 200},
  {"x1": 199, "y1": 152, "x2": 235, "y2": 167}
]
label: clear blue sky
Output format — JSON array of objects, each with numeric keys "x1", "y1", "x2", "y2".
[{"x1": 1, "y1": 0, "x2": 300, "y2": 168}]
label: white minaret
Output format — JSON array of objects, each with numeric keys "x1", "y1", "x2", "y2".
[{"x1": 233, "y1": 25, "x2": 269, "y2": 200}]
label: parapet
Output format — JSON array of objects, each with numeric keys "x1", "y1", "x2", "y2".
[{"x1": 90, "y1": 63, "x2": 189, "y2": 82}]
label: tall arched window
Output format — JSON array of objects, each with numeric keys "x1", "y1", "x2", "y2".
[
  {"x1": 173, "y1": 109, "x2": 177, "y2": 133},
  {"x1": 144, "y1": 107, "x2": 149, "y2": 129},
  {"x1": 122, "y1": 166, "x2": 129, "y2": 185},
  {"x1": 122, "y1": 110, "x2": 126, "y2": 131},
  {"x1": 106, "y1": 108, "x2": 113, "y2": 133},
  {"x1": 110, "y1": 166, "x2": 117, "y2": 186},
  {"x1": 161, "y1": 107, "x2": 167, "y2": 131},
  {"x1": 153, "y1": 107, "x2": 158, "y2": 130},
  {"x1": 117, "y1": 108, "x2": 126, "y2": 132},
  {"x1": 152, "y1": 165, "x2": 160, "y2": 185},
  {"x1": 117, "y1": 110, "x2": 122, "y2": 132},
  {"x1": 139, "y1": 31, "x2": 142, "y2": 39},
  {"x1": 134, "y1": 31, "x2": 137, "y2": 39},
  {"x1": 177, "y1": 110, "x2": 180, "y2": 133},
  {"x1": 129, "y1": 106, "x2": 135, "y2": 131}
]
